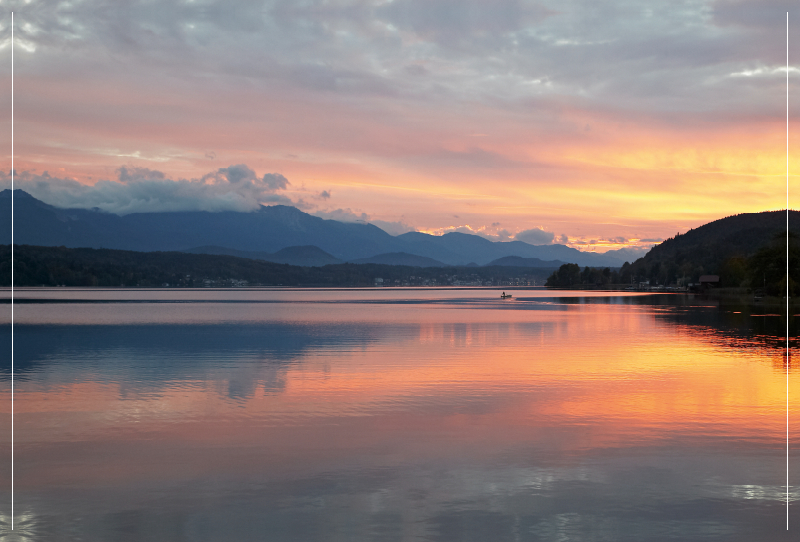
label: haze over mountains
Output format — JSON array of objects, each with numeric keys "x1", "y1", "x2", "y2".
[{"x1": 1, "y1": 189, "x2": 634, "y2": 267}]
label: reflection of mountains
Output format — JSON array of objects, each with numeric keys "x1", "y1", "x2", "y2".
[{"x1": 0, "y1": 323, "x2": 388, "y2": 398}]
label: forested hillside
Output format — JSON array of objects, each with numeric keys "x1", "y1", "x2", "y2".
[
  {"x1": 626, "y1": 210, "x2": 799, "y2": 288},
  {"x1": 0, "y1": 245, "x2": 555, "y2": 288}
]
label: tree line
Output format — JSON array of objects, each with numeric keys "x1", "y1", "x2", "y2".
[
  {"x1": 0, "y1": 245, "x2": 557, "y2": 288},
  {"x1": 545, "y1": 231, "x2": 798, "y2": 295}
]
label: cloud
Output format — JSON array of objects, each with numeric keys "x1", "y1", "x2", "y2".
[
  {"x1": 494, "y1": 229, "x2": 512, "y2": 240},
  {"x1": 201, "y1": 164, "x2": 290, "y2": 190},
  {"x1": 370, "y1": 219, "x2": 416, "y2": 236},
  {"x1": 313, "y1": 208, "x2": 370, "y2": 222},
  {"x1": 377, "y1": 0, "x2": 552, "y2": 45},
  {"x1": 0, "y1": 165, "x2": 293, "y2": 215},
  {"x1": 312, "y1": 206, "x2": 415, "y2": 235},
  {"x1": 118, "y1": 166, "x2": 165, "y2": 182},
  {"x1": 5, "y1": 0, "x2": 796, "y2": 246},
  {"x1": 514, "y1": 227, "x2": 555, "y2": 245},
  {"x1": 319, "y1": 190, "x2": 331, "y2": 199}
]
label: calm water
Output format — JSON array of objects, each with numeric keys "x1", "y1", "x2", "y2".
[{"x1": 0, "y1": 288, "x2": 798, "y2": 541}]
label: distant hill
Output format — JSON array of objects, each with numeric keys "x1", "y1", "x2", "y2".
[
  {"x1": 602, "y1": 247, "x2": 649, "y2": 263},
  {"x1": 0, "y1": 190, "x2": 398, "y2": 260},
  {"x1": 393, "y1": 231, "x2": 625, "y2": 267},
  {"x1": 184, "y1": 245, "x2": 275, "y2": 260},
  {"x1": 485, "y1": 256, "x2": 566, "y2": 267},
  {"x1": 349, "y1": 252, "x2": 447, "y2": 267},
  {"x1": 0, "y1": 189, "x2": 627, "y2": 267},
  {"x1": 627, "y1": 210, "x2": 800, "y2": 286},
  {"x1": 1, "y1": 245, "x2": 557, "y2": 287},
  {"x1": 185, "y1": 245, "x2": 343, "y2": 266}
]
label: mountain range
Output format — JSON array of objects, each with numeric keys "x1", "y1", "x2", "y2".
[{"x1": 0, "y1": 189, "x2": 633, "y2": 267}]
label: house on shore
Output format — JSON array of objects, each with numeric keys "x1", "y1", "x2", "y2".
[{"x1": 698, "y1": 275, "x2": 720, "y2": 290}]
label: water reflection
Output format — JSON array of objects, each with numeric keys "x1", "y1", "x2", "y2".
[{"x1": 0, "y1": 290, "x2": 797, "y2": 541}]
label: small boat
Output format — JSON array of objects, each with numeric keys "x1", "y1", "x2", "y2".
[{"x1": 501, "y1": 292, "x2": 512, "y2": 299}]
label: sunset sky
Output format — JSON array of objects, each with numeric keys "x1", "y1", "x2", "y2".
[{"x1": 0, "y1": 0, "x2": 797, "y2": 253}]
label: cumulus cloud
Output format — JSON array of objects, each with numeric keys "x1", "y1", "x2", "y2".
[
  {"x1": 319, "y1": 190, "x2": 331, "y2": 199},
  {"x1": 514, "y1": 227, "x2": 555, "y2": 245},
  {"x1": 201, "y1": 164, "x2": 290, "y2": 191},
  {"x1": 0, "y1": 165, "x2": 293, "y2": 214}
]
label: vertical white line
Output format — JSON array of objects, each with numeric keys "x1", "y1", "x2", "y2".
[
  {"x1": 10, "y1": 11, "x2": 13, "y2": 532},
  {"x1": 787, "y1": 10, "x2": 790, "y2": 532}
]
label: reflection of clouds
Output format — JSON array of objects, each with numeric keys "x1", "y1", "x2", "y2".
[
  {"x1": 0, "y1": 509, "x2": 40, "y2": 541},
  {"x1": 4, "y1": 294, "x2": 797, "y2": 540},
  {"x1": 730, "y1": 485, "x2": 800, "y2": 502},
  {"x1": 0, "y1": 322, "x2": 386, "y2": 396}
]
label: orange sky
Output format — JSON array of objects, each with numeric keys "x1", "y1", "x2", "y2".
[{"x1": 0, "y1": 2, "x2": 798, "y2": 251}]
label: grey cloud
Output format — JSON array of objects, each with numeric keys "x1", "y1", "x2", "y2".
[
  {"x1": 404, "y1": 64, "x2": 428, "y2": 76},
  {"x1": 118, "y1": 166, "x2": 165, "y2": 182},
  {"x1": 557, "y1": 234, "x2": 569, "y2": 244},
  {"x1": 3, "y1": 0, "x2": 798, "y2": 221},
  {"x1": 377, "y1": 0, "x2": 551, "y2": 43},
  {"x1": 7, "y1": 0, "x2": 799, "y2": 129},
  {"x1": 713, "y1": 0, "x2": 797, "y2": 31},
  {"x1": 319, "y1": 190, "x2": 331, "y2": 199},
  {"x1": 263, "y1": 173, "x2": 290, "y2": 190},
  {"x1": 216, "y1": 164, "x2": 255, "y2": 184},
  {"x1": 201, "y1": 164, "x2": 290, "y2": 190},
  {"x1": 313, "y1": 208, "x2": 370, "y2": 222},
  {"x1": 0, "y1": 165, "x2": 292, "y2": 214},
  {"x1": 515, "y1": 227, "x2": 555, "y2": 245}
]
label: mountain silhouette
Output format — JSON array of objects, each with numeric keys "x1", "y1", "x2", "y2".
[{"x1": 0, "y1": 189, "x2": 627, "y2": 267}]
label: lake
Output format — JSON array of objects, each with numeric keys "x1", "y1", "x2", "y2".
[{"x1": 0, "y1": 288, "x2": 797, "y2": 541}]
